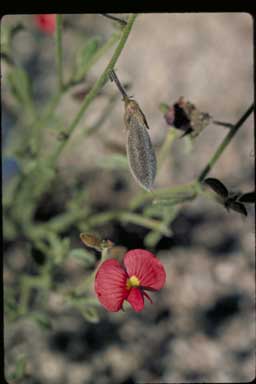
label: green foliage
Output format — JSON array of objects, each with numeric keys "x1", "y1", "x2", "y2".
[
  {"x1": 29, "y1": 311, "x2": 52, "y2": 330},
  {"x1": 159, "y1": 102, "x2": 169, "y2": 114},
  {"x1": 7, "y1": 354, "x2": 27, "y2": 382}
]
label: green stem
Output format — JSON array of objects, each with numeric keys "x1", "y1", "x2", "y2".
[
  {"x1": 87, "y1": 210, "x2": 170, "y2": 235},
  {"x1": 198, "y1": 103, "x2": 254, "y2": 182},
  {"x1": 157, "y1": 128, "x2": 178, "y2": 168},
  {"x1": 68, "y1": 31, "x2": 121, "y2": 86},
  {"x1": 49, "y1": 13, "x2": 137, "y2": 166},
  {"x1": 130, "y1": 181, "x2": 198, "y2": 210},
  {"x1": 56, "y1": 15, "x2": 63, "y2": 91}
]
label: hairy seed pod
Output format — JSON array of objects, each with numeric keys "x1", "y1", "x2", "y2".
[
  {"x1": 109, "y1": 70, "x2": 157, "y2": 191},
  {"x1": 124, "y1": 99, "x2": 157, "y2": 191}
]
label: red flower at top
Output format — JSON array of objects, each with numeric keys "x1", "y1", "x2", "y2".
[
  {"x1": 95, "y1": 249, "x2": 166, "y2": 312},
  {"x1": 34, "y1": 14, "x2": 56, "y2": 34}
]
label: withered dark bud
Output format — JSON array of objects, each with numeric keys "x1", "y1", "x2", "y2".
[
  {"x1": 164, "y1": 97, "x2": 211, "y2": 138},
  {"x1": 109, "y1": 69, "x2": 157, "y2": 191}
]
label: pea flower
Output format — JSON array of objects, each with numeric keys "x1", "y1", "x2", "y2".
[
  {"x1": 34, "y1": 14, "x2": 56, "y2": 34},
  {"x1": 95, "y1": 249, "x2": 166, "y2": 312}
]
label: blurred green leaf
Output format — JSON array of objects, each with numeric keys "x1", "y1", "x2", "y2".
[
  {"x1": 159, "y1": 102, "x2": 169, "y2": 114},
  {"x1": 29, "y1": 312, "x2": 52, "y2": 330},
  {"x1": 69, "y1": 248, "x2": 96, "y2": 267},
  {"x1": 1, "y1": 23, "x2": 12, "y2": 54},
  {"x1": 73, "y1": 37, "x2": 101, "y2": 82},
  {"x1": 8, "y1": 354, "x2": 27, "y2": 381},
  {"x1": 1, "y1": 22, "x2": 25, "y2": 55},
  {"x1": 7, "y1": 67, "x2": 32, "y2": 105},
  {"x1": 96, "y1": 154, "x2": 128, "y2": 170},
  {"x1": 47, "y1": 233, "x2": 70, "y2": 264},
  {"x1": 3, "y1": 215, "x2": 17, "y2": 240}
]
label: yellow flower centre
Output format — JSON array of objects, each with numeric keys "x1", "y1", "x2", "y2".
[{"x1": 126, "y1": 275, "x2": 140, "y2": 289}]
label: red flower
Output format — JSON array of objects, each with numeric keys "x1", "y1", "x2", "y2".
[
  {"x1": 95, "y1": 249, "x2": 166, "y2": 312},
  {"x1": 34, "y1": 14, "x2": 56, "y2": 34}
]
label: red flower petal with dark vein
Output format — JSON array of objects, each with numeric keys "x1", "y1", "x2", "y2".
[
  {"x1": 95, "y1": 259, "x2": 129, "y2": 312},
  {"x1": 124, "y1": 249, "x2": 166, "y2": 290},
  {"x1": 127, "y1": 287, "x2": 144, "y2": 312},
  {"x1": 35, "y1": 15, "x2": 56, "y2": 34}
]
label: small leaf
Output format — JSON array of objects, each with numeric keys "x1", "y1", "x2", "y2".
[
  {"x1": 80, "y1": 233, "x2": 102, "y2": 250},
  {"x1": 81, "y1": 306, "x2": 100, "y2": 323},
  {"x1": 7, "y1": 67, "x2": 32, "y2": 105},
  {"x1": 238, "y1": 191, "x2": 255, "y2": 203},
  {"x1": 69, "y1": 248, "x2": 96, "y2": 266},
  {"x1": 203, "y1": 178, "x2": 229, "y2": 198},
  {"x1": 229, "y1": 201, "x2": 247, "y2": 216}
]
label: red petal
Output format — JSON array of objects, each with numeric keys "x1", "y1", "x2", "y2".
[
  {"x1": 95, "y1": 259, "x2": 128, "y2": 312},
  {"x1": 35, "y1": 15, "x2": 56, "y2": 34},
  {"x1": 126, "y1": 288, "x2": 144, "y2": 312},
  {"x1": 124, "y1": 249, "x2": 166, "y2": 290}
]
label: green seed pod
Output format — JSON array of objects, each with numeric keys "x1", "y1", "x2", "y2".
[{"x1": 109, "y1": 70, "x2": 157, "y2": 191}]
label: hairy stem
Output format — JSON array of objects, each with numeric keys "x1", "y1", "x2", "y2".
[
  {"x1": 157, "y1": 128, "x2": 178, "y2": 168},
  {"x1": 198, "y1": 103, "x2": 254, "y2": 182},
  {"x1": 56, "y1": 15, "x2": 63, "y2": 91},
  {"x1": 130, "y1": 181, "x2": 198, "y2": 210},
  {"x1": 87, "y1": 210, "x2": 170, "y2": 235},
  {"x1": 49, "y1": 13, "x2": 137, "y2": 166}
]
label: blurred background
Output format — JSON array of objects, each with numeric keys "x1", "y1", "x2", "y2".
[{"x1": 2, "y1": 13, "x2": 255, "y2": 383}]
